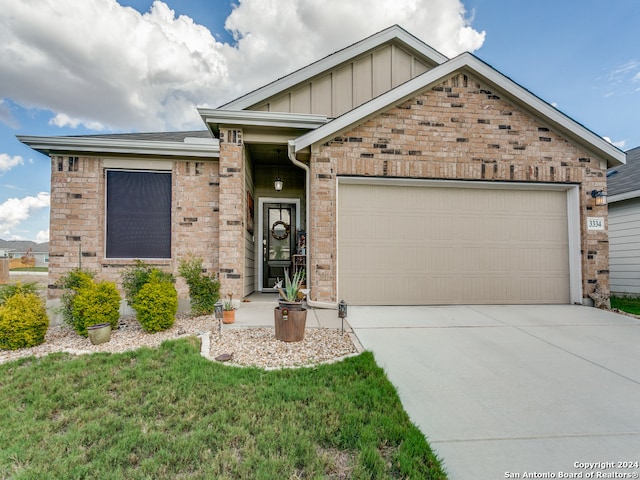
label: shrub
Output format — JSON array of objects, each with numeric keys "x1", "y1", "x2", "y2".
[
  {"x1": 71, "y1": 281, "x2": 121, "y2": 336},
  {"x1": 178, "y1": 255, "x2": 220, "y2": 315},
  {"x1": 0, "y1": 287, "x2": 48, "y2": 350},
  {"x1": 0, "y1": 282, "x2": 41, "y2": 306},
  {"x1": 121, "y1": 260, "x2": 175, "y2": 306},
  {"x1": 133, "y1": 274, "x2": 178, "y2": 333},
  {"x1": 57, "y1": 269, "x2": 95, "y2": 328}
]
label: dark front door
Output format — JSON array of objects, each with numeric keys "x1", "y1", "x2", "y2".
[{"x1": 263, "y1": 203, "x2": 296, "y2": 289}]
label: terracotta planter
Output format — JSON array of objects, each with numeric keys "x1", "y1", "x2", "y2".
[
  {"x1": 87, "y1": 323, "x2": 111, "y2": 345},
  {"x1": 274, "y1": 307, "x2": 307, "y2": 342},
  {"x1": 222, "y1": 310, "x2": 235, "y2": 324}
]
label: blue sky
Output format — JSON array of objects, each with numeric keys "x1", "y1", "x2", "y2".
[{"x1": 1, "y1": 0, "x2": 638, "y2": 243}]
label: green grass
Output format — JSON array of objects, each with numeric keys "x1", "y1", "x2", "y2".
[
  {"x1": 9, "y1": 267, "x2": 48, "y2": 272},
  {"x1": 611, "y1": 296, "x2": 640, "y2": 315},
  {"x1": 0, "y1": 338, "x2": 447, "y2": 479}
]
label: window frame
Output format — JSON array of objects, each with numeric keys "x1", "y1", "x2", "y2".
[{"x1": 104, "y1": 168, "x2": 172, "y2": 260}]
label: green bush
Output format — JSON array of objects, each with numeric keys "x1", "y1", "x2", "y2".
[
  {"x1": 56, "y1": 269, "x2": 95, "y2": 328},
  {"x1": 71, "y1": 281, "x2": 121, "y2": 336},
  {"x1": 133, "y1": 274, "x2": 178, "y2": 333},
  {"x1": 178, "y1": 255, "x2": 220, "y2": 315},
  {"x1": 121, "y1": 260, "x2": 175, "y2": 306},
  {"x1": 0, "y1": 282, "x2": 41, "y2": 306},
  {"x1": 0, "y1": 288, "x2": 49, "y2": 350}
]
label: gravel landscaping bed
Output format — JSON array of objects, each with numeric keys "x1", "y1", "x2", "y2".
[{"x1": 0, "y1": 313, "x2": 360, "y2": 367}]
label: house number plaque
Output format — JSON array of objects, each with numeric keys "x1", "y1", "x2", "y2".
[{"x1": 586, "y1": 217, "x2": 604, "y2": 231}]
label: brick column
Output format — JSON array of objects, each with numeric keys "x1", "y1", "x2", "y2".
[{"x1": 218, "y1": 128, "x2": 244, "y2": 298}]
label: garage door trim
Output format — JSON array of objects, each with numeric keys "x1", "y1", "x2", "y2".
[{"x1": 336, "y1": 177, "x2": 582, "y2": 305}]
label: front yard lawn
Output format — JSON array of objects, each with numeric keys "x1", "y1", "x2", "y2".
[
  {"x1": 0, "y1": 337, "x2": 447, "y2": 479},
  {"x1": 611, "y1": 296, "x2": 640, "y2": 316}
]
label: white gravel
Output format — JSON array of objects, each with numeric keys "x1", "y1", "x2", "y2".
[{"x1": 0, "y1": 313, "x2": 360, "y2": 368}]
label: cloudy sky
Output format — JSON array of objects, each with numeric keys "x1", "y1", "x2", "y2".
[{"x1": 0, "y1": 0, "x2": 638, "y2": 242}]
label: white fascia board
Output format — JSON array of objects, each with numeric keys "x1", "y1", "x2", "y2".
[
  {"x1": 609, "y1": 190, "x2": 640, "y2": 203},
  {"x1": 17, "y1": 135, "x2": 219, "y2": 158},
  {"x1": 220, "y1": 25, "x2": 448, "y2": 111},
  {"x1": 292, "y1": 52, "x2": 626, "y2": 167},
  {"x1": 462, "y1": 54, "x2": 626, "y2": 167},
  {"x1": 198, "y1": 109, "x2": 328, "y2": 130}
]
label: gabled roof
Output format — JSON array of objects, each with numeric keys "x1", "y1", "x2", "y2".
[
  {"x1": 219, "y1": 25, "x2": 448, "y2": 111},
  {"x1": 608, "y1": 146, "x2": 639, "y2": 202},
  {"x1": 289, "y1": 52, "x2": 626, "y2": 168},
  {"x1": 17, "y1": 131, "x2": 219, "y2": 158}
]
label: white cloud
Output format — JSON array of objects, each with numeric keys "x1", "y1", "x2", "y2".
[
  {"x1": 603, "y1": 136, "x2": 626, "y2": 149},
  {"x1": 0, "y1": 98, "x2": 19, "y2": 128},
  {"x1": 0, "y1": 0, "x2": 484, "y2": 132},
  {"x1": 0, "y1": 192, "x2": 50, "y2": 234},
  {"x1": 0, "y1": 153, "x2": 24, "y2": 174},
  {"x1": 36, "y1": 229, "x2": 50, "y2": 243}
]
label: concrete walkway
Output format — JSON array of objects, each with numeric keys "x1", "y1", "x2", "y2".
[
  {"x1": 347, "y1": 305, "x2": 640, "y2": 480},
  {"x1": 231, "y1": 293, "x2": 347, "y2": 331}
]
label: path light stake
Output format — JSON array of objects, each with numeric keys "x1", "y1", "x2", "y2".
[
  {"x1": 214, "y1": 300, "x2": 223, "y2": 333},
  {"x1": 338, "y1": 300, "x2": 347, "y2": 335}
]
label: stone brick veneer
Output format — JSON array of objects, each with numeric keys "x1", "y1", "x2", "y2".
[
  {"x1": 309, "y1": 73, "x2": 609, "y2": 303},
  {"x1": 47, "y1": 155, "x2": 220, "y2": 299}
]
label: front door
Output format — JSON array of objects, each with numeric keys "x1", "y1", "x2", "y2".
[{"x1": 262, "y1": 202, "x2": 296, "y2": 289}]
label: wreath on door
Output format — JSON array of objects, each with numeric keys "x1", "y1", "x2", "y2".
[{"x1": 271, "y1": 220, "x2": 290, "y2": 240}]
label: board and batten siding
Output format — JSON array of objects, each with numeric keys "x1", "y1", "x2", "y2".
[
  {"x1": 251, "y1": 44, "x2": 432, "y2": 117},
  {"x1": 609, "y1": 198, "x2": 640, "y2": 295}
]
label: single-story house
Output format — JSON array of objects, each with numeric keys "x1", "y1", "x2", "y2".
[
  {"x1": 0, "y1": 241, "x2": 49, "y2": 268},
  {"x1": 19, "y1": 25, "x2": 625, "y2": 306},
  {"x1": 607, "y1": 146, "x2": 640, "y2": 296}
]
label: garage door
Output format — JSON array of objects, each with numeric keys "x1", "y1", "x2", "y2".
[{"x1": 338, "y1": 182, "x2": 570, "y2": 305}]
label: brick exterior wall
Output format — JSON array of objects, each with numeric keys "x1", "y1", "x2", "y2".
[
  {"x1": 47, "y1": 156, "x2": 220, "y2": 299},
  {"x1": 309, "y1": 73, "x2": 609, "y2": 303},
  {"x1": 218, "y1": 128, "x2": 246, "y2": 299}
]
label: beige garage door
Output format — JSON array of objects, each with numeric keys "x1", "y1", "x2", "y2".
[{"x1": 338, "y1": 182, "x2": 570, "y2": 305}]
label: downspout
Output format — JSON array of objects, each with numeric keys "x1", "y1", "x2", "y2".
[{"x1": 288, "y1": 140, "x2": 337, "y2": 309}]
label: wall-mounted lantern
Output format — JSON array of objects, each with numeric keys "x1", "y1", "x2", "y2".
[{"x1": 590, "y1": 189, "x2": 608, "y2": 207}]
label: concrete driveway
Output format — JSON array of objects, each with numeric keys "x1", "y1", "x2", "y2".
[{"x1": 348, "y1": 305, "x2": 640, "y2": 480}]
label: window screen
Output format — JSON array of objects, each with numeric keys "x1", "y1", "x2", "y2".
[{"x1": 106, "y1": 170, "x2": 171, "y2": 258}]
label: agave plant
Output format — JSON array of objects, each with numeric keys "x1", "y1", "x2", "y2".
[{"x1": 275, "y1": 269, "x2": 305, "y2": 302}]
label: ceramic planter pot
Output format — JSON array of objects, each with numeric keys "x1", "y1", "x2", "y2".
[
  {"x1": 274, "y1": 307, "x2": 307, "y2": 342},
  {"x1": 222, "y1": 310, "x2": 235, "y2": 324},
  {"x1": 278, "y1": 299, "x2": 304, "y2": 311},
  {"x1": 87, "y1": 323, "x2": 111, "y2": 345}
]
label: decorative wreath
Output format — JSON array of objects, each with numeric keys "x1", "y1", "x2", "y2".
[{"x1": 271, "y1": 220, "x2": 290, "y2": 240}]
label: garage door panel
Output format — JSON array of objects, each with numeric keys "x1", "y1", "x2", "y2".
[{"x1": 338, "y1": 183, "x2": 570, "y2": 305}]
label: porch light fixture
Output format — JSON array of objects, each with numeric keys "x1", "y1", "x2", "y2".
[
  {"x1": 590, "y1": 189, "x2": 607, "y2": 206},
  {"x1": 274, "y1": 149, "x2": 284, "y2": 191}
]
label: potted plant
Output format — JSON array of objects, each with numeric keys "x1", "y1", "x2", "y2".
[
  {"x1": 222, "y1": 293, "x2": 236, "y2": 324},
  {"x1": 274, "y1": 269, "x2": 307, "y2": 342}
]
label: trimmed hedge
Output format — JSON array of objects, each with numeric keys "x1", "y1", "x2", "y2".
[
  {"x1": 133, "y1": 276, "x2": 178, "y2": 333},
  {"x1": 72, "y1": 281, "x2": 121, "y2": 337},
  {"x1": 0, "y1": 290, "x2": 48, "y2": 350}
]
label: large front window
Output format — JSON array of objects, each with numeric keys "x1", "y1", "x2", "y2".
[{"x1": 106, "y1": 170, "x2": 171, "y2": 259}]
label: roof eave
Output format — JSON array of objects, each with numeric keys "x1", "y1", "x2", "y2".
[
  {"x1": 292, "y1": 53, "x2": 626, "y2": 168},
  {"x1": 17, "y1": 135, "x2": 220, "y2": 158},
  {"x1": 609, "y1": 191, "x2": 640, "y2": 204},
  {"x1": 198, "y1": 109, "x2": 329, "y2": 137}
]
